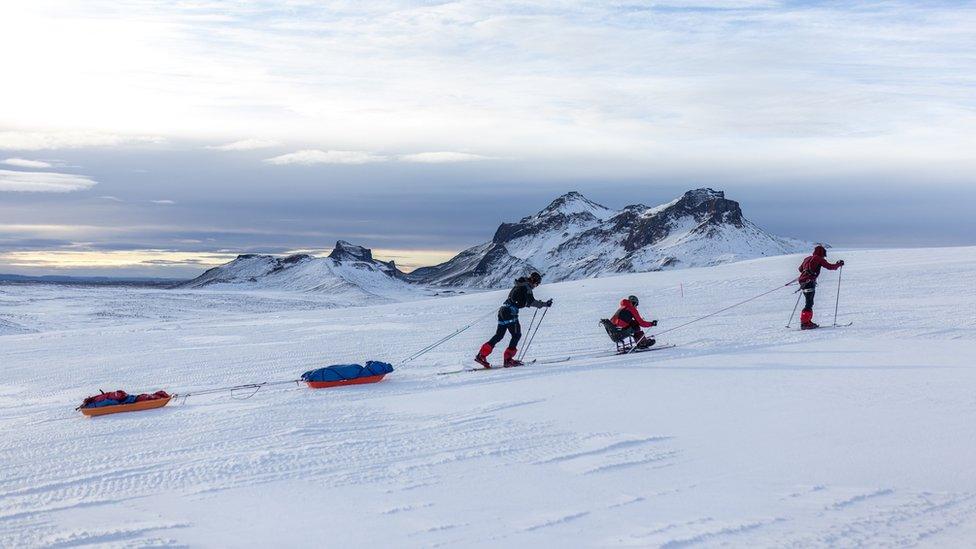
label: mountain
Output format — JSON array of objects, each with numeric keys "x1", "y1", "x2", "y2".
[
  {"x1": 177, "y1": 240, "x2": 420, "y2": 302},
  {"x1": 407, "y1": 188, "x2": 809, "y2": 288},
  {"x1": 0, "y1": 274, "x2": 182, "y2": 287}
]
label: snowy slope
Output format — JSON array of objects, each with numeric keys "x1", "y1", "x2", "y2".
[
  {"x1": 178, "y1": 240, "x2": 425, "y2": 303},
  {"x1": 2, "y1": 247, "x2": 976, "y2": 547},
  {"x1": 409, "y1": 189, "x2": 809, "y2": 288}
]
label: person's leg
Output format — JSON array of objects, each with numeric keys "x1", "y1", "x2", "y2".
[
  {"x1": 631, "y1": 321, "x2": 656, "y2": 348},
  {"x1": 479, "y1": 306, "x2": 510, "y2": 361},
  {"x1": 482, "y1": 324, "x2": 507, "y2": 353},
  {"x1": 504, "y1": 321, "x2": 522, "y2": 365},
  {"x1": 800, "y1": 282, "x2": 817, "y2": 326},
  {"x1": 480, "y1": 306, "x2": 514, "y2": 359}
]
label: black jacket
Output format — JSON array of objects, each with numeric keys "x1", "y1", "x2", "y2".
[{"x1": 504, "y1": 278, "x2": 546, "y2": 309}]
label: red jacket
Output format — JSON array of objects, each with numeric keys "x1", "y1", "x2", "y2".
[
  {"x1": 611, "y1": 299, "x2": 654, "y2": 329},
  {"x1": 798, "y1": 245, "x2": 842, "y2": 284}
]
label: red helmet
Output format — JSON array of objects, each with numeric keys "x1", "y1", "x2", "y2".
[{"x1": 813, "y1": 245, "x2": 827, "y2": 257}]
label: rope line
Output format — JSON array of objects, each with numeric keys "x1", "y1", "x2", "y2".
[
  {"x1": 400, "y1": 309, "x2": 495, "y2": 365},
  {"x1": 652, "y1": 277, "x2": 799, "y2": 338},
  {"x1": 174, "y1": 379, "x2": 301, "y2": 403}
]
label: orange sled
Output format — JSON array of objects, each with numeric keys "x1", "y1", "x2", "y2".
[
  {"x1": 305, "y1": 374, "x2": 387, "y2": 389},
  {"x1": 80, "y1": 397, "x2": 172, "y2": 417}
]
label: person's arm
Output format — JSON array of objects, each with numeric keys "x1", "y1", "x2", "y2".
[
  {"x1": 820, "y1": 256, "x2": 844, "y2": 270},
  {"x1": 628, "y1": 303, "x2": 655, "y2": 327},
  {"x1": 527, "y1": 288, "x2": 550, "y2": 308}
]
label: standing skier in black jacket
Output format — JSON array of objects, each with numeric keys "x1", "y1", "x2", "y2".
[{"x1": 475, "y1": 271, "x2": 552, "y2": 368}]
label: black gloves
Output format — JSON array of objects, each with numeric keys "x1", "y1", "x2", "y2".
[
  {"x1": 650, "y1": 320, "x2": 658, "y2": 327},
  {"x1": 545, "y1": 299, "x2": 553, "y2": 307},
  {"x1": 837, "y1": 260, "x2": 845, "y2": 266}
]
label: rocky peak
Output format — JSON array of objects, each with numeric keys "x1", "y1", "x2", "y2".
[
  {"x1": 665, "y1": 188, "x2": 744, "y2": 227},
  {"x1": 493, "y1": 192, "x2": 613, "y2": 244},
  {"x1": 328, "y1": 240, "x2": 374, "y2": 263},
  {"x1": 281, "y1": 253, "x2": 313, "y2": 265},
  {"x1": 536, "y1": 191, "x2": 613, "y2": 220}
]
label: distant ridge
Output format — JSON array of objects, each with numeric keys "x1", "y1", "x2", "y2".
[{"x1": 406, "y1": 188, "x2": 810, "y2": 288}]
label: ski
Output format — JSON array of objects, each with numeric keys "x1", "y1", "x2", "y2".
[
  {"x1": 793, "y1": 321, "x2": 853, "y2": 331},
  {"x1": 615, "y1": 343, "x2": 676, "y2": 355},
  {"x1": 787, "y1": 321, "x2": 853, "y2": 330},
  {"x1": 437, "y1": 345, "x2": 676, "y2": 375},
  {"x1": 824, "y1": 321, "x2": 854, "y2": 328},
  {"x1": 436, "y1": 358, "x2": 540, "y2": 376}
]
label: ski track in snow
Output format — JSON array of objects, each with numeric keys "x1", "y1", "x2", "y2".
[{"x1": 1, "y1": 247, "x2": 976, "y2": 547}]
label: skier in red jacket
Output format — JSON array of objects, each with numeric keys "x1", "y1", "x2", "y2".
[
  {"x1": 797, "y1": 245, "x2": 844, "y2": 329},
  {"x1": 611, "y1": 295, "x2": 657, "y2": 348}
]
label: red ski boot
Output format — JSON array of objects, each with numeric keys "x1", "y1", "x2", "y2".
[
  {"x1": 503, "y1": 347, "x2": 523, "y2": 367},
  {"x1": 799, "y1": 310, "x2": 819, "y2": 330},
  {"x1": 475, "y1": 343, "x2": 493, "y2": 368}
]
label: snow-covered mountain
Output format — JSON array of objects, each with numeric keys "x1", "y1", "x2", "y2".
[
  {"x1": 178, "y1": 240, "x2": 420, "y2": 302},
  {"x1": 408, "y1": 188, "x2": 809, "y2": 288}
]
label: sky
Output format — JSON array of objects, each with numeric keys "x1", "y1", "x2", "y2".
[{"x1": 1, "y1": 0, "x2": 974, "y2": 278}]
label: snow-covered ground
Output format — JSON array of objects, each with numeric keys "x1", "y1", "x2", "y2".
[{"x1": 2, "y1": 247, "x2": 975, "y2": 547}]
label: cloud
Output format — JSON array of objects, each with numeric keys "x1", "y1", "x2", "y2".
[
  {"x1": 265, "y1": 150, "x2": 495, "y2": 165},
  {"x1": 398, "y1": 152, "x2": 494, "y2": 163},
  {"x1": 207, "y1": 139, "x2": 281, "y2": 151},
  {"x1": 151, "y1": 199, "x2": 177, "y2": 205},
  {"x1": 0, "y1": 169, "x2": 97, "y2": 192},
  {"x1": 265, "y1": 150, "x2": 389, "y2": 165},
  {"x1": 2, "y1": 158, "x2": 52, "y2": 169},
  {"x1": 2, "y1": 1, "x2": 975, "y2": 177},
  {"x1": 99, "y1": 195, "x2": 124, "y2": 202},
  {"x1": 0, "y1": 131, "x2": 163, "y2": 151}
]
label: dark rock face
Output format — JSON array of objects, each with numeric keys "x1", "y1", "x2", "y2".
[
  {"x1": 328, "y1": 240, "x2": 374, "y2": 263},
  {"x1": 492, "y1": 191, "x2": 611, "y2": 244},
  {"x1": 622, "y1": 188, "x2": 744, "y2": 251}
]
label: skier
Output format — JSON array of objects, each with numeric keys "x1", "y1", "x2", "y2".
[
  {"x1": 475, "y1": 272, "x2": 552, "y2": 368},
  {"x1": 797, "y1": 245, "x2": 844, "y2": 330},
  {"x1": 611, "y1": 295, "x2": 657, "y2": 348}
]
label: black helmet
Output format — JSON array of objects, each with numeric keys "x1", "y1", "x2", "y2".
[
  {"x1": 628, "y1": 295, "x2": 639, "y2": 306},
  {"x1": 529, "y1": 272, "x2": 543, "y2": 285}
]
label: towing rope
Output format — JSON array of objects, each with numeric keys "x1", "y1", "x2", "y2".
[
  {"x1": 400, "y1": 309, "x2": 496, "y2": 365},
  {"x1": 651, "y1": 277, "x2": 799, "y2": 339},
  {"x1": 174, "y1": 379, "x2": 302, "y2": 403}
]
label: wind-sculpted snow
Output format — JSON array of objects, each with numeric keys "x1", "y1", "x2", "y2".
[
  {"x1": 2, "y1": 247, "x2": 976, "y2": 546},
  {"x1": 410, "y1": 188, "x2": 810, "y2": 288}
]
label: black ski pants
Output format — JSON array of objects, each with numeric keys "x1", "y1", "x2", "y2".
[
  {"x1": 800, "y1": 281, "x2": 817, "y2": 312},
  {"x1": 488, "y1": 306, "x2": 522, "y2": 350}
]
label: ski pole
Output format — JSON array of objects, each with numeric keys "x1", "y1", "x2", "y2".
[
  {"x1": 521, "y1": 308, "x2": 539, "y2": 358},
  {"x1": 832, "y1": 266, "x2": 843, "y2": 327},
  {"x1": 627, "y1": 332, "x2": 648, "y2": 354},
  {"x1": 786, "y1": 292, "x2": 802, "y2": 328},
  {"x1": 518, "y1": 306, "x2": 548, "y2": 361}
]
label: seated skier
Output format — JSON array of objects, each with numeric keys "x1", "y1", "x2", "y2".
[{"x1": 611, "y1": 295, "x2": 657, "y2": 349}]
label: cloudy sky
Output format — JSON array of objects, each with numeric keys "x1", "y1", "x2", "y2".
[{"x1": 1, "y1": 1, "x2": 974, "y2": 277}]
